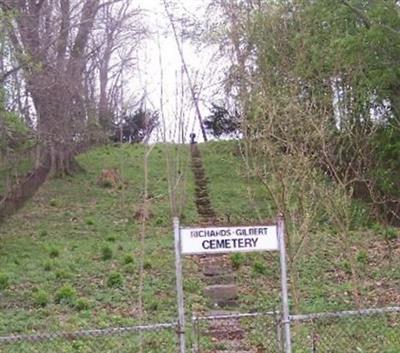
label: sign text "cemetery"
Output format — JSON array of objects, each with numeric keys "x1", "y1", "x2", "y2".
[{"x1": 180, "y1": 225, "x2": 278, "y2": 255}]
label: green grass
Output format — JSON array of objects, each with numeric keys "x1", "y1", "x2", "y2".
[
  {"x1": 0, "y1": 141, "x2": 399, "y2": 352},
  {"x1": 0, "y1": 156, "x2": 34, "y2": 196},
  {"x1": 0, "y1": 144, "x2": 193, "y2": 334}
]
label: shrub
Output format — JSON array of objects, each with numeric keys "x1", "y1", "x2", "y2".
[
  {"x1": 384, "y1": 227, "x2": 398, "y2": 241},
  {"x1": 147, "y1": 300, "x2": 158, "y2": 311},
  {"x1": 43, "y1": 262, "x2": 52, "y2": 271},
  {"x1": 101, "y1": 246, "x2": 113, "y2": 261},
  {"x1": 107, "y1": 272, "x2": 123, "y2": 288},
  {"x1": 184, "y1": 279, "x2": 200, "y2": 293},
  {"x1": 39, "y1": 229, "x2": 48, "y2": 237},
  {"x1": 55, "y1": 285, "x2": 76, "y2": 305},
  {"x1": 253, "y1": 261, "x2": 267, "y2": 275},
  {"x1": 75, "y1": 298, "x2": 90, "y2": 311},
  {"x1": 340, "y1": 260, "x2": 352, "y2": 275},
  {"x1": 124, "y1": 264, "x2": 135, "y2": 274},
  {"x1": 123, "y1": 254, "x2": 134, "y2": 265},
  {"x1": 230, "y1": 253, "x2": 245, "y2": 270},
  {"x1": 33, "y1": 289, "x2": 49, "y2": 307},
  {"x1": 85, "y1": 218, "x2": 95, "y2": 226},
  {"x1": 55, "y1": 270, "x2": 72, "y2": 279},
  {"x1": 0, "y1": 273, "x2": 9, "y2": 290},
  {"x1": 356, "y1": 250, "x2": 368, "y2": 265},
  {"x1": 49, "y1": 248, "x2": 60, "y2": 258}
]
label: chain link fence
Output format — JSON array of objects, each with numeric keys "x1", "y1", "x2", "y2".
[
  {"x1": 191, "y1": 311, "x2": 282, "y2": 352},
  {"x1": 0, "y1": 322, "x2": 179, "y2": 353},
  {"x1": 0, "y1": 307, "x2": 399, "y2": 352},
  {"x1": 291, "y1": 307, "x2": 400, "y2": 353},
  {"x1": 190, "y1": 307, "x2": 400, "y2": 353}
]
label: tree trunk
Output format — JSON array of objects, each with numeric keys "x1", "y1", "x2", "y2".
[
  {"x1": 31, "y1": 76, "x2": 84, "y2": 178},
  {"x1": 48, "y1": 141, "x2": 83, "y2": 177}
]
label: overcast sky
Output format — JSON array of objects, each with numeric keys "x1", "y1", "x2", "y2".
[{"x1": 133, "y1": 0, "x2": 224, "y2": 142}]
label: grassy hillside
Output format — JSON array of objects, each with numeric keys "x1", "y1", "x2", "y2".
[{"x1": 0, "y1": 141, "x2": 399, "y2": 349}]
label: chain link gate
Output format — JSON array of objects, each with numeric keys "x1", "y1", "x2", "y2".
[{"x1": 191, "y1": 311, "x2": 283, "y2": 353}]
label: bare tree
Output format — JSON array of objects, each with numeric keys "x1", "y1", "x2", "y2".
[
  {"x1": 90, "y1": 0, "x2": 144, "y2": 131},
  {"x1": 0, "y1": 0, "x2": 144, "y2": 176},
  {"x1": 162, "y1": 0, "x2": 208, "y2": 141},
  {"x1": 0, "y1": 0, "x2": 100, "y2": 175}
]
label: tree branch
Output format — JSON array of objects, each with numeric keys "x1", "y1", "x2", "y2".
[
  {"x1": 340, "y1": 0, "x2": 371, "y2": 29},
  {"x1": 0, "y1": 66, "x2": 22, "y2": 83}
]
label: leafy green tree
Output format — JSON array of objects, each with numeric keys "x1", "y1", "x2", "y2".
[{"x1": 210, "y1": 0, "x2": 400, "y2": 222}]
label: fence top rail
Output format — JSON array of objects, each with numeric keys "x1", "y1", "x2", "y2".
[
  {"x1": 192, "y1": 311, "x2": 278, "y2": 322},
  {"x1": 192, "y1": 306, "x2": 400, "y2": 323},
  {"x1": 0, "y1": 322, "x2": 178, "y2": 344},
  {"x1": 290, "y1": 306, "x2": 400, "y2": 322}
]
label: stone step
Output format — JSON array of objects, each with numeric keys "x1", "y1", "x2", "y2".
[
  {"x1": 204, "y1": 284, "x2": 238, "y2": 307},
  {"x1": 212, "y1": 351, "x2": 255, "y2": 353},
  {"x1": 203, "y1": 274, "x2": 236, "y2": 285},
  {"x1": 203, "y1": 311, "x2": 254, "y2": 352},
  {"x1": 203, "y1": 264, "x2": 233, "y2": 276},
  {"x1": 208, "y1": 328, "x2": 245, "y2": 340}
]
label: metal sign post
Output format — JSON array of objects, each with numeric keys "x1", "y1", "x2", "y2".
[
  {"x1": 173, "y1": 217, "x2": 186, "y2": 353},
  {"x1": 277, "y1": 214, "x2": 292, "y2": 353},
  {"x1": 173, "y1": 215, "x2": 292, "y2": 353}
]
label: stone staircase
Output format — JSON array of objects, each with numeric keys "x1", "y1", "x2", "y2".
[
  {"x1": 190, "y1": 143, "x2": 217, "y2": 223},
  {"x1": 189, "y1": 142, "x2": 254, "y2": 353}
]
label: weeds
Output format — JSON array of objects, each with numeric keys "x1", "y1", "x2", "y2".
[
  {"x1": 230, "y1": 253, "x2": 245, "y2": 270},
  {"x1": 55, "y1": 285, "x2": 76, "y2": 306},
  {"x1": 33, "y1": 289, "x2": 49, "y2": 307},
  {"x1": 107, "y1": 272, "x2": 123, "y2": 288},
  {"x1": 0, "y1": 273, "x2": 9, "y2": 290},
  {"x1": 49, "y1": 248, "x2": 60, "y2": 258},
  {"x1": 101, "y1": 246, "x2": 113, "y2": 261}
]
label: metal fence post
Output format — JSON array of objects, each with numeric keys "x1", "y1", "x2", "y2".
[
  {"x1": 174, "y1": 217, "x2": 186, "y2": 353},
  {"x1": 275, "y1": 311, "x2": 283, "y2": 353},
  {"x1": 191, "y1": 314, "x2": 199, "y2": 353},
  {"x1": 277, "y1": 214, "x2": 292, "y2": 353}
]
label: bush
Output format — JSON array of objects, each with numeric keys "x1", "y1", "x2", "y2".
[
  {"x1": 0, "y1": 273, "x2": 9, "y2": 290},
  {"x1": 253, "y1": 261, "x2": 267, "y2": 275},
  {"x1": 49, "y1": 248, "x2": 60, "y2": 258},
  {"x1": 33, "y1": 289, "x2": 49, "y2": 307},
  {"x1": 230, "y1": 253, "x2": 245, "y2": 270},
  {"x1": 101, "y1": 246, "x2": 113, "y2": 261},
  {"x1": 39, "y1": 229, "x2": 48, "y2": 237},
  {"x1": 384, "y1": 227, "x2": 398, "y2": 241},
  {"x1": 107, "y1": 272, "x2": 123, "y2": 288},
  {"x1": 43, "y1": 262, "x2": 52, "y2": 271},
  {"x1": 55, "y1": 285, "x2": 76, "y2": 305},
  {"x1": 75, "y1": 298, "x2": 90, "y2": 311},
  {"x1": 85, "y1": 218, "x2": 95, "y2": 226},
  {"x1": 123, "y1": 254, "x2": 134, "y2": 265},
  {"x1": 356, "y1": 250, "x2": 368, "y2": 265},
  {"x1": 55, "y1": 270, "x2": 72, "y2": 279},
  {"x1": 123, "y1": 264, "x2": 135, "y2": 274}
]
